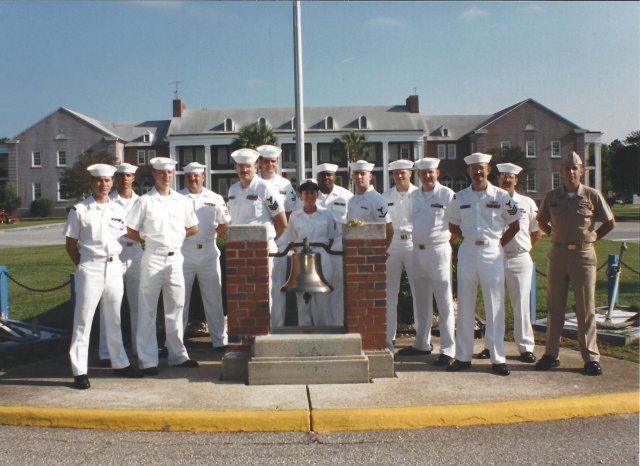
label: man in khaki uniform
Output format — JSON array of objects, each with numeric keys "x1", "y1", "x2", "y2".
[{"x1": 536, "y1": 152, "x2": 615, "y2": 376}]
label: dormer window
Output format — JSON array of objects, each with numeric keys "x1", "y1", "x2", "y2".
[
  {"x1": 524, "y1": 122, "x2": 537, "y2": 131},
  {"x1": 358, "y1": 115, "x2": 367, "y2": 129},
  {"x1": 142, "y1": 130, "x2": 153, "y2": 143},
  {"x1": 224, "y1": 118, "x2": 234, "y2": 132},
  {"x1": 441, "y1": 126, "x2": 449, "y2": 137},
  {"x1": 325, "y1": 116, "x2": 334, "y2": 130},
  {"x1": 258, "y1": 117, "x2": 267, "y2": 127}
]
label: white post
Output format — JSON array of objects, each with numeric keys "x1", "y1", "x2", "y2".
[{"x1": 293, "y1": 1, "x2": 305, "y2": 185}]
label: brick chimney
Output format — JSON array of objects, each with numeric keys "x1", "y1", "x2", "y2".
[
  {"x1": 173, "y1": 99, "x2": 185, "y2": 118},
  {"x1": 406, "y1": 95, "x2": 419, "y2": 113}
]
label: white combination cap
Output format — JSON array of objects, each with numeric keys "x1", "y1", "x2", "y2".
[
  {"x1": 497, "y1": 162, "x2": 522, "y2": 175},
  {"x1": 316, "y1": 163, "x2": 339, "y2": 173},
  {"x1": 87, "y1": 164, "x2": 117, "y2": 177},
  {"x1": 563, "y1": 151, "x2": 583, "y2": 165},
  {"x1": 115, "y1": 163, "x2": 138, "y2": 174},
  {"x1": 464, "y1": 152, "x2": 492, "y2": 165},
  {"x1": 256, "y1": 145, "x2": 282, "y2": 159},
  {"x1": 414, "y1": 157, "x2": 440, "y2": 170},
  {"x1": 231, "y1": 148, "x2": 260, "y2": 164},
  {"x1": 150, "y1": 157, "x2": 177, "y2": 170},
  {"x1": 350, "y1": 160, "x2": 375, "y2": 172},
  {"x1": 184, "y1": 162, "x2": 206, "y2": 174},
  {"x1": 388, "y1": 159, "x2": 414, "y2": 171}
]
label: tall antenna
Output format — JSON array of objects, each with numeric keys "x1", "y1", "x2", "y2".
[
  {"x1": 169, "y1": 80, "x2": 184, "y2": 99},
  {"x1": 413, "y1": 86, "x2": 417, "y2": 96}
]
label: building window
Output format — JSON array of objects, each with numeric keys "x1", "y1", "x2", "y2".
[
  {"x1": 143, "y1": 131, "x2": 152, "y2": 143},
  {"x1": 551, "y1": 141, "x2": 561, "y2": 158},
  {"x1": 258, "y1": 117, "x2": 267, "y2": 127},
  {"x1": 325, "y1": 116, "x2": 334, "y2": 130},
  {"x1": 148, "y1": 149, "x2": 156, "y2": 159},
  {"x1": 400, "y1": 144, "x2": 410, "y2": 159},
  {"x1": 57, "y1": 150, "x2": 67, "y2": 167},
  {"x1": 358, "y1": 116, "x2": 367, "y2": 129},
  {"x1": 137, "y1": 150, "x2": 146, "y2": 165},
  {"x1": 447, "y1": 144, "x2": 456, "y2": 160},
  {"x1": 437, "y1": 144, "x2": 446, "y2": 159},
  {"x1": 442, "y1": 126, "x2": 448, "y2": 137},
  {"x1": 441, "y1": 175, "x2": 453, "y2": 189},
  {"x1": 32, "y1": 151, "x2": 41, "y2": 167},
  {"x1": 142, "y1": 181, "x2": 154, "y2": 194},
  {"x1": 455, "y1": 175, "x2": 468, "y2": 192},
  {"x1": 526, "y1": 172, "x2": 537, "y2": 192},
  {"x1": 32, "y1": 183, "x2": 41, "y2": 200},
  {"x1": 500, "y1": 141, "x2": 511, "y2": 155},
  {"x1": 57, "y1": 182, "x2": 66, "y2": 201},
  {"x1": 224, "y1": 118, "x2": 234, "y2": 132},
  {"x1": 526, "y1": 141, "x2": 536, "y2": 158},
  {"x1": 551, "y1": 172, "x2": 562, "y2": 189}
]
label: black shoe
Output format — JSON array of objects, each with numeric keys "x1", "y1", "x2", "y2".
[
  {"x1": 113, "y1": 365, "x2": 144, "y2": 378},
  {"x1": 98, "y1": 359, "x2": 111, "y2": 368},
  {"x1": 212, "y1": 345, "x2": 228, "y2": 353},
  {"x1": 176, "y1": 359, "x2": 199, "y2": 368},
  {"x1": 433, "y1": 354, "x2": 453, "y2": 367},
  {"x1": 520, "y1": 351, "x2": 537, "y2": 363},
  {"x1": 141, "y1": 366, "x2": 159, "y2": 376},
  {"x1": 397, "y1": 344, "x2": 433, "y2": 356},
  {"x1": 535, "y1": 354, "x2": 560, "y2": 371},
  {"x1": 492, "y1": 363, "x2": 510, "y2": 376},
  {"x1": 475, "y1": 348, "x2": 491, "y2": 359},
  {"x1": 447, "y1": 359, "x2": 472, "y2": 372},
  {"x1": 158, "y1": 347, "x2": 168, "y2": 358},
  {"x1": 73, "y1": 374, "x2": 90, "y2": 390},
  {"x1": 584, "y1": 361, "x2": 602, "y2": 376}
]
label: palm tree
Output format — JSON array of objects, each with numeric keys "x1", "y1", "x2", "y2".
[
  {"x1": 231, "y1": 123, "x2": 278, "y2": 150},
  {"x1": 331, "y1": 131, "x2": 370, "y2": 192}
]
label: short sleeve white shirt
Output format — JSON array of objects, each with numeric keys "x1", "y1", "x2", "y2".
[
  {"x1": 180, "y1": 187, "x2": 230, "y2": 246},
  {"x1": 347, "y1": 186, "x2": 391, "y2": 224},
  {"x1": 382, "y1": 184, "x2": 418, "y2": 236},
  {"x1": 503, "y1": 192, "x2": 539, "y2": 254},
  {"x1": 409, "y1": 182, "x2": 454, "y2": 244}
]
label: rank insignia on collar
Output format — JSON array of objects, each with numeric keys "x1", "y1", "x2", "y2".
[{"x1": 246, "y1": 194, "x2": 258, "y2": 200}]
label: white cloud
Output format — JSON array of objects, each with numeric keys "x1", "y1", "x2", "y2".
[
  {"x1": 368, "y1": 16, "x2": 404, "y2": 27},
  {"x1": 459, "y1": 7, "x2": 488, "y2": 22}
]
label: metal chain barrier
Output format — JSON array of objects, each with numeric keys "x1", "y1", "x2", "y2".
[
  {"x1": 5, "y1": 272, "x2": 70, "y2": 293},
  {"x1": 535, "y1": 259, "x2": 610, "y2": 279},
  {"x1": 621, "y1": 261, "x2": 640, "y2": 276}
]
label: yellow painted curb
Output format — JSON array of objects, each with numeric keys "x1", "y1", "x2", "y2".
[
  {"x1": 0, "y1": 406, "x2": 310, "y2": 432},
  {"x1": 311, "y1": 392, "x2": 640, "y2": 432}
]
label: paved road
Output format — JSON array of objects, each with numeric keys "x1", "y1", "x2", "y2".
[
  {"x1": 0, "y1": 414, "x2": 637, "y2": 465},
  {"x1": 606, "y1": 221, "x2": 640, "y2": 243}
]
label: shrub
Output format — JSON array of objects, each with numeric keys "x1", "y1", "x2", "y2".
[{"x1": 30, "y1": 197, "x2": 55, "y2": 217}]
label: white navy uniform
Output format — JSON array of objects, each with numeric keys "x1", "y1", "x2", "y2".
[
  {"x1": 99, "y1": 191, "x2": 142, "y2": 360},
  {"x1": 260, "y1": 173, "x2": 299, "y2": 327},
  {"x1": 126, "y1": 188, "x2": 198, "y2": 369},
  {"x1": 180, "y1": 187, "x2": 231, "y2": 347},
  {"x1": 447, "y1": 182, "x2": 521, "y2": 364},
  {"x1": 382, "y1": 184, "x2": 418, "y2": 351},
  {"x1": 317, "y1": 184, "x2": 353, "y2": 325},
  {"x1": 501, "y1": 192, "x2": 538, "y2": 354},
  {"x1": 64, "y1": 196, "x2": 131, "y2": 376},
  {"x1": 347, "y1": 185, "x2": 391, "y2": 224},
  {"x1": 408, "y1": 181, "x2": 456, "y2": 357},
  {"x1": 286, "y1": 207, "x2": 339, "y2": 326},
  {"x1": 228, "y1": 175, "x2": 286, "y2": 327}
]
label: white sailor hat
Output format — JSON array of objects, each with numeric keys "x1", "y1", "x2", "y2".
[
  {"x1": 150, "y1": 157, "x2": 177, "y2": 170},
  {"x1": 298, "y1": 178, "x2": 320, "y2": 192},
  {"x1": 388, "y1": 159, "x2": 414, "y2": 171},
  {"x1": 563, "y1": 151, "x2": 583, "y2": 165},
  {"x1": 184, "y1": 162, "x2": 206, "y2": 174},
  {"x1": 256, "y1": 145, "x2": 282, "y2": 159},
  {"x1": 115, "y1": 163, "x2": 138, "y2": 174},
  {"x1": 231, "y1": 148, "x2": 260, "y2": 164},
  {"x1": 496, "y1": 162, "x2": 522, "y2": 175},
  {"x1": 414, "y1": 157, "x2": 440, "y2": 170},
  {"x1": 87, "y1": 164, "x2": 117, "y2": 177},
  {"x1": 350, "y1": 160, "x2": 375, "y2": 172},
  {"x1": 464, "y1": 152, "x2": 492, "y2": 165},
  {"x1": 316, "y1": 163, "x2": 339, "y2": 173}
]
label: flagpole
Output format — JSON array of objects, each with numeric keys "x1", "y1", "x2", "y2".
[{"x1": 293, "y1": 0, "x2": 305, "y2": 185}]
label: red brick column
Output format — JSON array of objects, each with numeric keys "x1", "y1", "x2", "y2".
[
  {"x1": 343, "y1": 223, "x2": 387, "y2": 350},
  {"x1": 224, "y1": 225, "x2": 270, "y2": 351}
]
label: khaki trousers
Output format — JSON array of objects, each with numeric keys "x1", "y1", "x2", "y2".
[{"x1": 545, "y1": 245, "x2": 599, "y2": 362}]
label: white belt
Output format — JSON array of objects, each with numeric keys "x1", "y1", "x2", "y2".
[
  {"x1": 414, "y1": 241, "x2": 448, "y2": 249},
  {"x1": 467, "y1": 239, "x2": 500, "y2": 247},
  {"x1": 504, "y1": 250, "x2": 529, "y2": 259}
]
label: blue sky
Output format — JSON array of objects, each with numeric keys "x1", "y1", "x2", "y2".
[{"x1": 1, "y1": 1, "x2": 638, "y2": 144}]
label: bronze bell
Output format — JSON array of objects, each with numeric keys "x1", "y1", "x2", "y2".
[{"x1": 281, "y1": 238, "x2": 333, "y2": 303}]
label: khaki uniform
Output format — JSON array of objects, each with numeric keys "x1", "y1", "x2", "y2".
[{"x1": 537, "y1": 184, "x2": 613, "y2": 363}]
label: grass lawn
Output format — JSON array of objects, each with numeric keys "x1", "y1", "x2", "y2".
[
  {"x1": 611, "y1": 204, "x2": 640, "y2": 222},
  {"x1": 0, "y1": 217, "x2": 67, "y2": 230}
]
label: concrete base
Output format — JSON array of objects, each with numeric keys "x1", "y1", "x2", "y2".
[
  {"x1": 365, "y1": 349, "x2": 395, "y2": 378},
  {"x1": 221, "y1": 350, "x2": 250, "y2": 382},
  {"x1": 248, "y1": 333, "x2": 370, "y2": 385}
]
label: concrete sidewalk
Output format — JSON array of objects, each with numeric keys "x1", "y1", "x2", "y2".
[{"x1": 0, "y1": 337, "x2": 637, "y2": 432}]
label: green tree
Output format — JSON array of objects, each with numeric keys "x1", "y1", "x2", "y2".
[
  {"x1": 230, "y1": 123, "x2": 278, "y2": 151},
  {"x1": 332, "y1": 130, "x2": 369, "y2": 163},
  {"x1": 59, "y1": 150, "x2": 116, "y2": 201},
  {"x1": 0, "y1": 182, "x2": 22, "y2": 215},
  {"x1": 607, "y1": 131, "x2": 640, "y2": 199},
  {"x1": 0, "y1": 137, "x2": 9, "y2": 144},
  {"x1": 487, "y1": 146, "x2": 530, "y2": 189},
  {"x1": 30, "y1": 197, "x2": 55, "y2": 217}
]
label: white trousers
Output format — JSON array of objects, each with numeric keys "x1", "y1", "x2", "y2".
[
  {"x1": 182, "y1": 244, "x2": 227, "y2": 347},
  {"x1": 270, "y1": 255, "x2": 287, "y2": 327},
  {"x1": 385, "y1": 241, "x2": 418, "y2": 351},
  {"x1": 296, "y1": 250, "x2": 334, "y2": 326},
  {"x1": 455, "y1": 243, "x2": 506, "y2": 364},
  {"x1": 136, "y1": 251, "x2": 190, "y2": 369},
  {"x1": 69, "y1": 258, "x2": 129, "y2": 376},
  {"x1": 328, "y1": 254, "x2": 345, "y2": 326},
  {"x1": 504, "y1": 253, "x2": 535, "y2": 353},
  {"x1": 98, "y1": 254, "x2": 141, "y2": 359},
  {"x1": 412, "y1": 243, "x2": 456, "y2": 357}
]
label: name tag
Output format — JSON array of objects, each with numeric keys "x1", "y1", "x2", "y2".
[
  {"x1": 334, "y1": 202, "x2": 345, "y2": 206},
  {"x1": 204, "y1": 203, "x2": 216, "y2": 207},
  {"x1": 460, "y1": 204, "x2": 471, "y2": 209},
  {"x1": 430, "y1": 203, "x2": 444, "y2": 208},
  {"x1": 360, "y1": 206, "x2": 369, "y2": 210},
  {"x1": 247, "y1": 195, "x2": 258, "y2": 200},
  {"x1": 279, "y1": 190, "x2": 286, "y2": 195},
  {"x1": 486, "y1": 202, "x2": 500, "y2": 209},
  {"x1": 387, "y1": 202, "x2": 394, "y2": 206}
]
